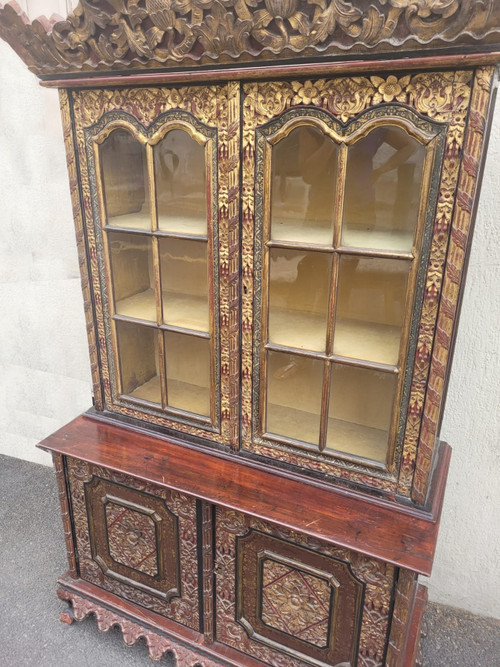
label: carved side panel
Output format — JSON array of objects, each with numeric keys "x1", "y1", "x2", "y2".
[
  {"x1": 71, "y1": 84, "x2": 236, "y2": 446},
  {"x1": 66, "y1": 457, "x2": 199, "y2": 630},
  {"x1": 410, "y1": 65, "x2": 497, "y2": 503},
  {"x1": 215, "y1": 507, "x2": 395, "y2": 667},
  {"x1": 386, "y1": 570, "x2": 418, "y2": 666},
  {"x1": 58, "y1": 89, "x2": 103, "y2": 410},
  {"x1": 53, "y1": 453, "x2": 78, "y2": 578},
  {"x1": 1, "y1": 1, "x2": 500, "y2": 77}
]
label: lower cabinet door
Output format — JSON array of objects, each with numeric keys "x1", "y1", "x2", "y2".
[
  {"x1": 215, "y1": 506, "x2": 396, "y2": 667},
  {"x1": 66, "y1": 457, "x2": 199, "y2": 630}
]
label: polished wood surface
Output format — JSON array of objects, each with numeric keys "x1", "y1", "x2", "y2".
[{"x1": 39, "y1": 413, "x2": 450, "y2": 576}]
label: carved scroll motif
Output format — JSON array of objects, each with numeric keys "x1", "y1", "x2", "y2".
[{"x1": 0, "y1": 0, "x2": 499, "y2": 77}]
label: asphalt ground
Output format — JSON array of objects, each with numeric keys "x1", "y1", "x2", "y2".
[{"x1": 1, "y1": 454, "x2": 498, "y2": 666}]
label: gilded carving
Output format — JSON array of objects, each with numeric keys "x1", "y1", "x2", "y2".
[
  {"x1": 0, "y1": 1, "x2": 499, "y2": 77},
  {"x1": 216, "y1": 507, "x2": 394, "y2": 666},
  {"x1": 261, "y1": 559, "x2": 331, "y2": 647},
  {"x1": 71, "y1": 84, "x2": 235, "y2": 445},
  {"x1": 410, "y1": 65, "x2": 496, "y2": 503},
  {"x1": 241, "y1": 71, "x2": 478, "y2": 498},
  {"x1": 105, "y1": 503, "x2": 158, "y2": 576}
]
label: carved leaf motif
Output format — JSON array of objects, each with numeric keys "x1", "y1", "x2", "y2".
[{"x1": 1, "y1": 0, "x2": 498, "y2": 75}]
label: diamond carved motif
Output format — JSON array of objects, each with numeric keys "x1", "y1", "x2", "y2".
[
  {"x1": 105, "y1": 503, "x2": 158, "y2": 577},
  {"x1": 261, "y1": 559, "x2": 331, "y2": 648}
]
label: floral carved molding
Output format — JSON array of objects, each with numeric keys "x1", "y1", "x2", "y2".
[{"x1": 0, "y1": 0, "x2": 499, "y2": 77}]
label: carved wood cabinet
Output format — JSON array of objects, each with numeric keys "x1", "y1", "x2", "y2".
[{"x1": 2, "y1": 1, "x2": 499, "y2": 665}]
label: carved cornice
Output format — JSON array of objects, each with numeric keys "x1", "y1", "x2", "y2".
[{"x1": 1, "y1": 0, "x2": 500, "y2": 79}]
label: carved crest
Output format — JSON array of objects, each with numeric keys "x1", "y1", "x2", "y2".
[{"x1": 0, "y1": 0, "x2": 499, "y2": 78}]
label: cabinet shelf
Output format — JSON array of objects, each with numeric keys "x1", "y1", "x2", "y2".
[
  {"x1": 127, "y1": 374, "x2": 161, "y2": 404},
  {"x1": 266, "y1": 403, "x2": 320, "y2": 446},
  {"x1": 115, "y1": 288, "x2": 156, "y2": 322},
  {"x1": 158, "y1": 213, "x2": 207, "y2": 236},
  {"x1": 269, "y1": 308, "x2": 326, "y2": 352},
  {"x1": 333, "y1": 319, "x2": 401, "y2": 366},
  {"x1": 107, "y1": 211, "x2": 151, "y2": 231},
  {"x1": 271, "y1": 219, "x2": 333, "y2": 246},
  {"x1": 114, "y1": 290, "x2": 209, "y2": 332},
  {"x1": 326, "y1": 418, "x2": 388, "y2": 464},
  {"x1": 167, "y1": 379, "x2": 210, "y2": 418},
  {"x1": 341, "y1": 229, "x2": 414, "y2": 254},
  {"x1": 163, "y1": 292, "x2": 208, "y2": 332}
]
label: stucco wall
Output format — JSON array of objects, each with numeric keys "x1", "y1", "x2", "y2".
[{"x1": 0, "y1": 40, "x2": 498, "y2": 619}]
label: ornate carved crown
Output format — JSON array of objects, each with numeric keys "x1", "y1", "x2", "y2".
[{"x1": 1, "y1": 0, "x2": 500, "y2": 79}]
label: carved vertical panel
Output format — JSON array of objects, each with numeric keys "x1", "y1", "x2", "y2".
[
  {"x1": 386, "y1": 570, "x2": 418, "y2": 666},
  {"x1": 53, "y1": 453, "x2": 78, "y2": 578},
  {"x1": 201, "y1": 500, "x2": 214, "y2": 642},
  {"x1": 59, "y1": 88, "x2": 103, "y2": 410},
  {"x1": 410, "y1": 66, "x2": 497, "y2": 504}
]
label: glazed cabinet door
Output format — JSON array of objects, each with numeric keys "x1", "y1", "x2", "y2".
[
  {"x1": 239, "y1": 72, "x2": 479, "y2": 497},
  {"x1": 70, "y1": 84, "x2": 240, "y2": 447}
]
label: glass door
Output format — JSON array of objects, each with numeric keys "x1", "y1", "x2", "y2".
[
  {"x1": 251, "y1": 110, "x2": 443, "y2": 470},
  {"x1": 93, "y1": 115, "x2": 219, "y2": 431}
]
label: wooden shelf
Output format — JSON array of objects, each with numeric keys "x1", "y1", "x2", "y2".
[
  {"x1": 167, "y1": 379, "x2": 210, "y2": 417},
  {"x1": 333, "y1": 319, "x2": 401, "y2": 366},
  {"x1": 108, "y1": 211, "x2": 151, "y2": 231},
  {"x1": 271, "y1": 219, "x2": 333, "y2": 246},
  {"x1": 269, "y1": 309, "x2": 326, "y2": 352},
  {"x1": 115, "y1": 290, "x2": 209, "y2": 332},
  {"x1": 115, "y1": 288, "x2": 156, "y2": 322},
  {"x1": 163, "y1": 291, "x2": 208, "y2": 332},
  {"x1": 158, "y1": 213, "x2": 207, "y2": 236},
  {"x1": 326, "y1": 418, "x2": 388, "y2": 463},
  {"x1": 128, "y1": 375, "x2": 161, "y2": 404},
  {"x1": 266, "y1": 403, "x2": 320, "y2": 446},
  {"x1": 341, "y1": 228, "x2": 414, "y2": 253}
]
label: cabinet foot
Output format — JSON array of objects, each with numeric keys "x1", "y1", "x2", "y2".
[{"x1": 56, "y1": 582, "x2": 224, "y2": 665}]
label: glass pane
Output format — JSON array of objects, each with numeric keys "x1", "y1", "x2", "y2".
[
  {"x1": 108, "y1": 232, "x2": 155, "y2": 322},
  {"x1": 334, "y1": 256, "x2": 411, "y2": 365},
  {"x1": 155, "y1": 130, "x2": 207, "y2": 235},
  {"x1": 159, "y1": 238, "x2": 209, "y2": 332},
  {"x1": 326, "y1": 364, "x2": 396, "y2": 463},
  {"x1": 271, "y1": 125, "x2": 337, "y2": 245},
  {"x1": 100, "y1": 130, "x2": 150, "y2": 230},
  {"x1": 342, "y1": 127, "x2": 425, "y2": 252},
  {"x1": 165, "y1": 332, "x2": 210, "y2": 417},
  {"x1": 268, "y1": 248, "x2": 331, "y2": 352},
  {"x1": 116, "y1": 321, "x2": 161, "y2": 404},
  {"x1": 266, "y1": 351, "x2": 323, "y2": 446}
]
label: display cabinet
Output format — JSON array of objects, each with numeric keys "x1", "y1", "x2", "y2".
[{"x1": 1, "y1": 1, "x2": 499, "y2": 665}]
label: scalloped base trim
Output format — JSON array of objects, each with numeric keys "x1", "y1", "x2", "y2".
[{"x1": 57, "y1": 587, "x2": 221, "y2": 665}]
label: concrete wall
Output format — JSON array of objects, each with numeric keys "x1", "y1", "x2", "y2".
[{"x1": 0, "y1": 40, "x2": 499, "y2": 619}]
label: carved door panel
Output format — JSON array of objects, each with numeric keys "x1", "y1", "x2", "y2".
[
  {"x1": 240, "y1": 72, "x2": 480, "y2": 499},
  {"x1": 214, "y1": 506, "x2": 396, "y2": 667},
  {"x1": 71, "y1": 83, "x2": 240, "y2": 448},
  {"x1": 66, "y1": 458, "x2": 200, "y2": 630}
]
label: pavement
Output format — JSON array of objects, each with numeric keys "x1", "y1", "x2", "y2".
[{"x1": 0, "y1": 454, "x2": 498, "y2": 666}]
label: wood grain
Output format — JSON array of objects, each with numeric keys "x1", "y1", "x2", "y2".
[{"x1": 39, "y1": 413, "x2": 450, "y2": 576}]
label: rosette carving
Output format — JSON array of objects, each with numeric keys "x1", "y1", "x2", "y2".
[{"x1": 0, "y1": 0, "x2": 498, "y2": 77}]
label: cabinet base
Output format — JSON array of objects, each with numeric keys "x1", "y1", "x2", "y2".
[
  {"x1": 56, "y1": 575, "x2": 263, "y2": 666},
  {"x1": 57, "y1": 574, "x2": 428, "y2": 666}
]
